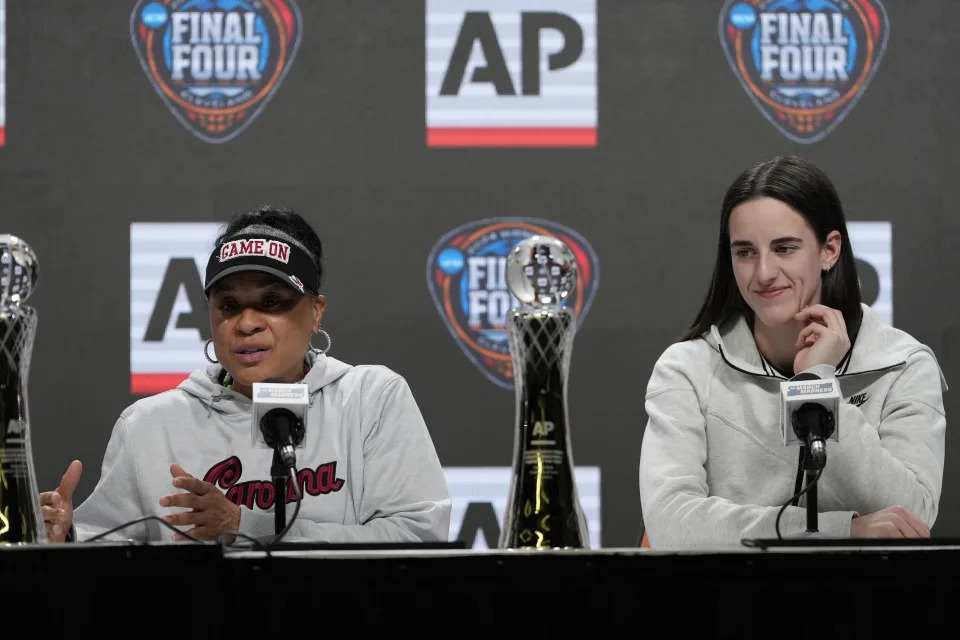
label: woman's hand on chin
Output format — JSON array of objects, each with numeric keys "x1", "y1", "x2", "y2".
[{"x1": 792, "y1": 304, "x2": 850, "y2": 374}]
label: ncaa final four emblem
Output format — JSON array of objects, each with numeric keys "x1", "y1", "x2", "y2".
[
  {"x1": 719, "y1": 0, "x2": 889, "y2": 144},
  {"x1": 130, "y1": 0, "x2": 302, "y2": 143},
  {"x1": 426, "y1": 219, "x2": 599, "y2": 389}
]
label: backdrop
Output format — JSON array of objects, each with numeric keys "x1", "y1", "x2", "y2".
[{"x1": 1, "y1": 0, "x2": 958, "y2": 547}]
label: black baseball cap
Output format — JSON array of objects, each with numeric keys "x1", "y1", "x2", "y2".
[{"x1": 204, "y1": 231, "x2": 320, "y2": 296}]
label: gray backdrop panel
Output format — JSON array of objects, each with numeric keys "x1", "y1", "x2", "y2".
[{"x1": 1, "y1": 1, "x2": 958, "y2": 546}]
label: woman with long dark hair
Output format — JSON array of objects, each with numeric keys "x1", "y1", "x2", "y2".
[{"x1": 639, "y1": 157, "x2": 947, "y2": 548}]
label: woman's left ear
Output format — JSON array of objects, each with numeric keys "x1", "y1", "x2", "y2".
[
  {"x1": 822, "y1": 230, "x2": 842, "y2": 267},
  {"x1": 312, "y1": 295, "x2": 327, "y2": 331}
]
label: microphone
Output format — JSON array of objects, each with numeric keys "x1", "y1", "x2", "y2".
[
  {"x1": 779, "y1": 372, "x2": 840, "y2": 468},
  {"x1": 252, "y1": 377, "x2": 308, "y2": 468}
]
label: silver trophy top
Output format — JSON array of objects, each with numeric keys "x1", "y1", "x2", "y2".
[
  {"x1": 0, "y1": 235, "x2": 40, "y2": 305},
  {"x1": 505, "y1": 235, "x2": 577, "y2": 307}
]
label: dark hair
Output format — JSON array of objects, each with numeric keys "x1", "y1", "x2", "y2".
[
  {"x1": 214, "y1": 204, "x2": 324, "y2": 288},
  {"x1": 681, "y1": 156, "x2": 862, "y2": 342}
]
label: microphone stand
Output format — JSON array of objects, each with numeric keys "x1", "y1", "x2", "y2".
[
  {"x1": 789, "y1": 445, "x2": 830, "y2": 540},
  {"x1": 789, "y1": 403, "x2": 835, "y2": 541},
  {"x1": 270, "y1": 449, "x2": 287, "y2": 536},
  {"x1": 803, "y1": 447, "x2": 819, "y2": 534},
  {"x1": 261, "y1": 406, "x2": 303, "y2": 537}
]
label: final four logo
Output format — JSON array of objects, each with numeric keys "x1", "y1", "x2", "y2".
[
  {"x1": 719, "y1": 0, "x2": 889, "y2": 143},
  {"x1": 427, "y1": 219, "x2": 599, "y2": 389},
  {"x1": 130, "y1": 0, "x2": 302, "y2": 143}
]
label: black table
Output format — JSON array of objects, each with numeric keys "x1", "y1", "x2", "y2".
[{"x1": 3, "y1": 541, "x2": 957, "y2": 638}]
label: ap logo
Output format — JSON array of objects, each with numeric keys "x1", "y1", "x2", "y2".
[{"x1": 426, "y1": 0, "x2": 597, "y2": 147}]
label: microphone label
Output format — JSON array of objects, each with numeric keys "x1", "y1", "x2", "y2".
[
  {"x1": 256, "y1": 386, "x2": 307, "y2": 401},
  {"x1": 787, "y1": 381, "x2": 835, "y2": 396}
]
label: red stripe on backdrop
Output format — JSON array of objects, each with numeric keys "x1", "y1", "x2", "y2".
[
  {"x1": 427, "y1": 127, "x2": 597, "y2": 148},
  {"x1": 0, "y1": 127, "x2": 5, "y2": 146},
  {"x1": 130, "y1": 373, "x2": 189, "y2": 395}
]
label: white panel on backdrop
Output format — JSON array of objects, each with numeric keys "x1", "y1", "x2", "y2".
[
  {"x1": 1, "y1": 0, "x2": 6, "y2": 146},
  {"x1": 444, "y1": 466, "x2": 601, "y2": 548},
  {"x1": 130, "y1": 223, "x2": 222, "y2": 394},
  {"x1": 847, "y1": 222, "x2": 892, "y2": 324},
  {"x1": 426, "y1": 0, "x2": 597, "y2": 147}
]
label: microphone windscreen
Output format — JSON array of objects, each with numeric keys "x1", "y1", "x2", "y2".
[
  {"x1": 780, "y1": 375, "x2": 841, "y2": 447},
  {"x1": 251, "y1": 380, "x2": 310, "y2": 450}
]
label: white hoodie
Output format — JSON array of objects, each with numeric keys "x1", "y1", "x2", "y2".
[
  {"x1": 639, "y1": 304, "x2": 947, "y2": 549},
  {"x1": 74, "y1": 353, "x2": 452, "y2": 543}
]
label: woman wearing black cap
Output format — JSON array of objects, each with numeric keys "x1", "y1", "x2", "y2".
[{"x1": 40, "y1": 205, "x2": 452, "y2": 545}]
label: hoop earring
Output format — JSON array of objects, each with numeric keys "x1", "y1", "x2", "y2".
[
  {"x1": 204, "y1": 339, "x2": 219, "y2": 364},
  {"x1": 311, "y1": 328, "x2": 332, "y2": 355}
]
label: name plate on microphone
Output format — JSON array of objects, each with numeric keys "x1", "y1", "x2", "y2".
[
  {"x1": 779, "y1": 379, "x2": 841, "y2": 446},
  {"x1": 251, "y1": 382, "x2": 309, "y2": 449}
]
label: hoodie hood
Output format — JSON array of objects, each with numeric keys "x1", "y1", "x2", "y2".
[
  {"x1": 704, "y1": 303, "x2": 947, "y2": 391},
  {"x1": 176, "y1": 351, "x2": 353, "y2": 414}
]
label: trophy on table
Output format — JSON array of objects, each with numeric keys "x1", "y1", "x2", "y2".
[
  {"x1": 499, "y1": 235, "x2": 589, "y2": 549},
  {"x1": 0, "y1": 235, "x2": 45, "y2": 544}
]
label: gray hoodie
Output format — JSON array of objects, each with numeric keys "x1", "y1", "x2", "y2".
[
  {"x1": 639, "y1": 304, "x2": 947, "y2": 548},
  {"x1": 74, "y1": 352, "x2": 452, "y2": 543}
]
